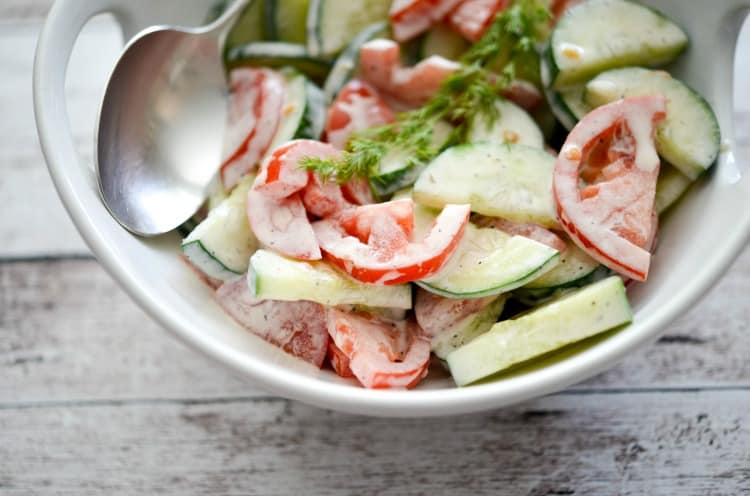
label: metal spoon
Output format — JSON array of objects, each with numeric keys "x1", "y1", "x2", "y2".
[{"x1": 96, "y1": 0, "x2": 251, "y2": 236}]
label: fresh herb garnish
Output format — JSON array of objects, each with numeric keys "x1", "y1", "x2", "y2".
[{"x1": 301, "y1": 0, "x2": 551, "y2": 183}]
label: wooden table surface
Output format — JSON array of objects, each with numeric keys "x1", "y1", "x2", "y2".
[{"x1": 2, "y1": 3, "x2": 750, "y2": 494}]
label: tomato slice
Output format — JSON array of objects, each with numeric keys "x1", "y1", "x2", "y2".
[
  {"x1": 220, "y1": 68, "x2": 285, "y2": 190},
  {"x1": 327, "y1": 339, "x2": 355, "y2": 378},
  {"x1": 313, "y1": 202, "x2": 470, "y2": 285},
  {"x1": 553, "y1": 95, "x2": 666, "y2": 281},
  {"x1": 247, "y1": 188, "x2": 322, "y2": 260},
  {"x1": 326, "y1": 309, "x2": 430, "y2": 389},
  {"x1": 216, "y1": 276, "x2": 329, "y2": 367},
  {"x1": 255, "y1": 140, "x2": 340, "y2": 199},
  {"x1": 341, "y1": 177, "x2": 375, "y2": 206},
  {"x1": 326, "y1": 79, "x2": 395, "y2": 150},
  {"x1": 359, "y1": 39, "x2": 460, "y2": 105},
  {"x1": 336, "y1": 199, "x2": 414, "y2": 243},
  {"x1": 501, "y1": 80, "x2": 544, "y2": 112},
  {"x1": 475, "y1": 215, "x2": 568, "y2": 253},
  {"x1": 447, "y1": 0, "x2": 510, "y2": 42},
  {"x1": 414, "y1": 288, "x2": 498, "y2": 341},
  {"x1": 301, "y1": 172, "x2": 353, "y2": 218},
  {"x1": 389, "y1": 0, "x2": 465, "y2": 42}
]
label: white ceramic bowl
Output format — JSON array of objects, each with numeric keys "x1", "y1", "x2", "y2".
[{"x1": 34, "y1": 0, "x2": 750, "y2": 417}]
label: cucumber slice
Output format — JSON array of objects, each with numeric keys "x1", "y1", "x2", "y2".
[
  {"x1": 206, "y1": 174, "x2": 229, "y2": 211},
  {"x1": 523, "y1": 241, "x2": 600, "y2": 290},
  {"x1": 514, "y1": 266, "x2": 612, "y2": 307},
  {"x1": 249, "y1": 249, "x2": 412, "y2": 309},
  {"x1": 547, "y1": 0, "x2": 688, "y2": 89},
  {"x1": 584, "y1": 67, "x2": 721, "y2": 179},
  {"x1": 264, "y1": 0, "x2": 309, "y2": 44},
  {"x1": 225, "y1": 42, "x2": 332, "y2": 83},
  {"x1": 446, "y1": 276, "x2": 632, "y2": 386},
  {"x1": 541, "y1": 55, "x2": 590, "y2": 131},
  {"x1": 369, "y1": 148, "x2": 421, "y2": 198},
  {"x1": 181, "y1": 175, "x2": 258, "y2": 281},
  {"x1": 559, "y1": 87, "x2": 590, "y2": 122},
  {"x1": 265, "y1": 69, "x2": 326, "y2": 155},
  {"x1": 417, "y1": 224, "x2": 560, "y2": 298},
  {"x1": 176, "y1": 215, "x2": 202, "y2": 239},
  {"x1": 655, "y1": 163, "x2": 692, "y2": 215},
  {"x1": 369, "y1": 120, "x2": 453, "y2": 197},
  {"x1": 432, "y1": 296, "x2": 507, "y2": 360},
  {"x1": 322, "y1": 22, "x2": 389, "y2": 103},
  {"x1": 420, "y1": 23, "x2": 470, "y2": 61},
  {"x1": 468, "y1": 99, "x2": 545, "y2": 148},
  {"x1": 306, "y1": 0, "x2": 391, "y2": 57},
  {"x1": 413, "y1": 142, "x2": 559, "y2": 228}
]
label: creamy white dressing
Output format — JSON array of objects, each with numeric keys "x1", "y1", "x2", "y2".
[
  {"x1": 391, "y1": 56, "x2": 459, "y2": 86},
  {"x1": 338, "y1": 93, "x2": 382, "y2": 135},
  {"x1": 623, "y1": 98, "x2": 664, "y2": 173},
  {"x1": 362, "y1": 38, "x2": 398, "y2": 51}
]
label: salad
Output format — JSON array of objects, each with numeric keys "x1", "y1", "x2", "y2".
[{"x1": 181, "y1": 0, "x2": 720, "y2": 389}]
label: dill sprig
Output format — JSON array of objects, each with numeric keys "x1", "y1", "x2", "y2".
[{"x1": 301, "y1": 0, "x2": 551, "y2": 183}]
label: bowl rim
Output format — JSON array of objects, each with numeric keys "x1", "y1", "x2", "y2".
[{"x1": 33, "y1": 0, "x2": 750, "y2": 417}]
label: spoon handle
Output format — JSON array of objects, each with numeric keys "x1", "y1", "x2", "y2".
[{"x1": 203, "y1": 0, "x2": 254, "y2": 40}]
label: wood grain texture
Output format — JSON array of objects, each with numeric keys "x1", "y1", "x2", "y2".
[
  {"x1": 3, "y1": 4, "x2": 750, "y2": 494},
  {"x1": 1, "y1": 390, "x2": 749, "y2": 495},
  {"x1": 0, "y1": 18, "x2": 120, "y2": 257},
  {"x1": 2, "y1": 251, "x2": 749, "y2": 405},
  {"x1": 0, "y1": 258, "x2": 255, "y2": 403},
  {"x1": 0, "y1": 0, "x2": 52, "y2": 21}
]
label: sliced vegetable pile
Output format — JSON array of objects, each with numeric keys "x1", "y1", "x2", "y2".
[{"x1": 182, "y1": 0, "x2": 720, "y2": 389}]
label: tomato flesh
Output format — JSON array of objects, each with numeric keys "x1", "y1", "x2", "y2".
[
  {"x1": 447, "y1": 0, "x2": 510, "y2": 42},
  {"x1": 313, "y1": 202, "x2": 470, "y2": 285},
  {"x1": 359, "y1": 39, "x2": 459, "y2": 105},
  {"x1": 220, "y1": 68, "x2": 285, "y2": 189},
  {"x1": 337, "y1": 199, "x2": 414, "y2": 243},
  {"x1": 326, "y1": 80, "x2": 395, "y2": 150},
  {"x1": 302, "y1": 172, "x2": 353, "y2": 218},
  {"x1": 326, "y1": 309, "x2": 430, "y2": 389},
  {"x1": 389, "y1": 0, "x2": 465, "y2": 42},
  {"x1": 415, "y1": 288, "x2": 498, "y2": 341},
  {"x1": 341, "y1": 177, "x2": 375, "y2": 205},
  {"x1": 216, "y1": 277, "x2": 329, "y2": 367},
  {"x1": 249, "y1": 140, "x2": 354, "y2": 259},
  {"x1": 553, "y1": 95, "x2": 666, "y2": 281},
  {"x1": 247, "y1": 188, "x2": 322, "y2": 261},
  {"x1": 255, "y1": 140, "x2": 340, "y2": 199},
  {"x1": 327, "y1": 339, "x2": 355, "y2": 378}
]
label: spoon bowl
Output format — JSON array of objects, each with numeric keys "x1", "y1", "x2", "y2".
[{"x1": 96, "y1": 0, "x2": 249, "y2": 236}]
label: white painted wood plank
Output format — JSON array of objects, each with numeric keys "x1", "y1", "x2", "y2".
[
  {"x1": 2, "y1": 249, "x2": 749, "y2": 404},
  {"x1": 0, "y1": 390, "x2": 748, "y2": 495},
  {"x1": 0, "y1": 18, "x2": 121, "y2": 257},
  {"x1": 0, "y1": 258, "x2": 257, "y2": 403},
  {"x1": 0, "y1": 0, "x2": 52, "y2": 21}
]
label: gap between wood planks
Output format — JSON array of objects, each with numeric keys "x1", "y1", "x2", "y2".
[
  {"x1": 1, "y1": 386, "x2": 750, "y2": 412},
  {"x1": 0, "y1": 390, "x2": 748, "y2": 495}
]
